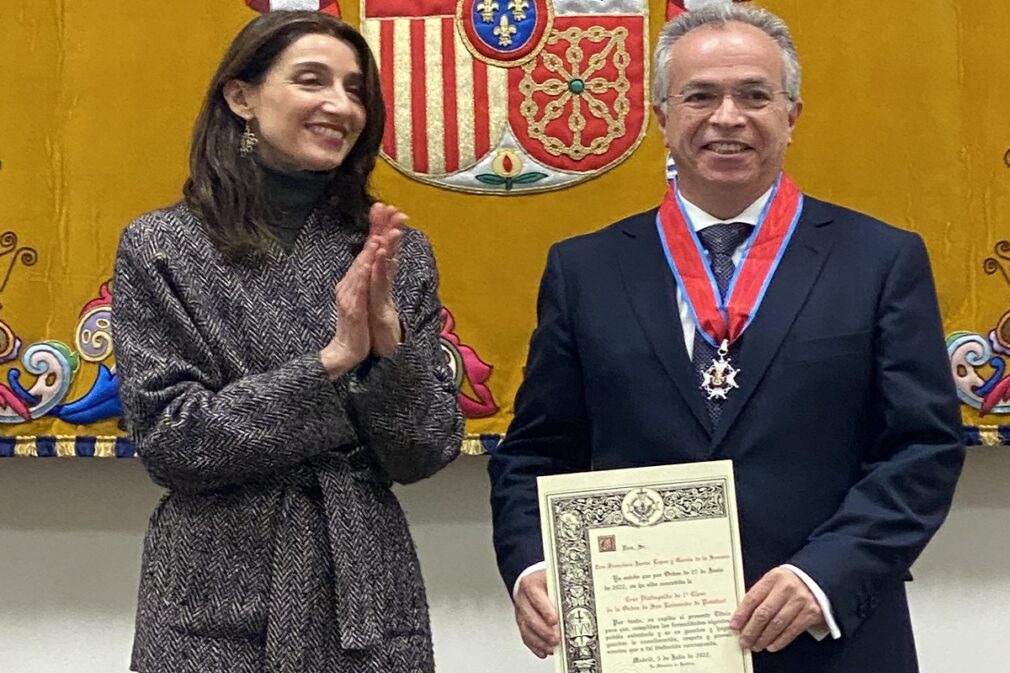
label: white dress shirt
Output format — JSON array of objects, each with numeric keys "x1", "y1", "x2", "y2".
[{"x1": 514, "y1": 185, "x2": 842, "y2": 642}]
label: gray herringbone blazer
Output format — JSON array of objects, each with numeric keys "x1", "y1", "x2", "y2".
[{"x1": 113, "y1": 203, "x2": 463, "y2": 673}]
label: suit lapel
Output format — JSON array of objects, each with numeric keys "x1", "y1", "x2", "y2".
[
  {"x1": 709, "y1": 198, "x2": 837, "y2": 449},
  {"x1": 616, "y1": 210, "x2": 713, "y2": 436}
]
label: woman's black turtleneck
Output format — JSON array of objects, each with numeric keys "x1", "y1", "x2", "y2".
[{"x1": 259, "y1": 160, "x2": 336, "y2": 252}]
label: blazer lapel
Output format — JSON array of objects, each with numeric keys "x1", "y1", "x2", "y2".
[
  {"x1": 709, "y1": 198, "x2": 838, "y2": 449},
  {"x1": 616, "y1": 210, "x2": 713, "y2": 436}
]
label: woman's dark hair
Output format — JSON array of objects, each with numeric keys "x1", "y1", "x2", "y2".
[{"x1": 184, "y1": 11, "x2": 385, "y2": 257}]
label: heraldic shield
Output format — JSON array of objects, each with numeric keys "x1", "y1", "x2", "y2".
[{"x1": 360, "y1": 0, "x2": 649, "y2": 194}]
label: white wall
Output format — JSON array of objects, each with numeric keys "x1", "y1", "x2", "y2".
[{"x1": 0, "y1": 449, "x2": 1005, "y2": 673}]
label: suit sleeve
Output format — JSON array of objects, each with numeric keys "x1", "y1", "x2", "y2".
[
  {"x1": 344, "y1": 229, "x2": 464, "y2": 484},
  {"x1": 488, "y1": 244, "x2": 592, "y2": 594},
  {"x1": 787, "y1": 232, "x2": 965, "y2": 636},
  {"x1": 113, "y1": 216, "x2": 360, "y2": 494}
]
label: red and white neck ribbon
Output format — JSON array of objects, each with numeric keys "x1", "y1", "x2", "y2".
[{"x1": 655, "y1": 173, "x2": 804, "y2": 349}]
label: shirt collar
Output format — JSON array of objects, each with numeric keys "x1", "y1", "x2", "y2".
[{"x1": 677, "y1": 185, "x2": 775, "y2": 233}]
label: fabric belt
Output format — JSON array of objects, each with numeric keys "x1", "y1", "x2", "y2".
[{"x1": 267, "y1": 447, "x2": 391, "y2": 661}]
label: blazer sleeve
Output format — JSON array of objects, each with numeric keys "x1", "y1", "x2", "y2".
[
  {"x1": 787, "y1": 232, "x2": 965, "y2": 636},
  {"x1": 113, "y1": 215, "x2": 360, "y2": 494},
  {"x1": 488, "y1": 243, "x2": 592, "y2": 594},
  {"x1": 344, "y1": 228, "x2": 463, "y2": 484}
]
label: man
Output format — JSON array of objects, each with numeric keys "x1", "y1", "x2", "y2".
[{"x1": 488, "y1": 5, "x2": 964, "y2": 673}]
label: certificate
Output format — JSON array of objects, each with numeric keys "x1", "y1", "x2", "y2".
[{"x1": 538, "y1": 460, "x2": 752, "y2": 673}]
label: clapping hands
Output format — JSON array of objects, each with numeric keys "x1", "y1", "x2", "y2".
[{"x1": 320, "y1": 203, "x2": 407, "y2": 379}]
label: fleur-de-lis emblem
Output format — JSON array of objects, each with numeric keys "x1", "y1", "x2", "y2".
[
  {"x1": 508, "y1": 0, "x2": 529, "y2": 21},
  {"x1": 493, "y1": 13, "x2": 517, "y2": 47},
  {"x1": 477, "y1": 0, "x2": 499, "y2": 23}
]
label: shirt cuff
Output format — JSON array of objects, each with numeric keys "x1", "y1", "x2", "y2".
[
  {"x1": 781, "y1": 564, "x2": 842, "y2": 641},
  {"x1": 513, "y1": 561, "x2": 547, "y2": 600}
]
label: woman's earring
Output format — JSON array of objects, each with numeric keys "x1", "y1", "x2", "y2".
[{"x1": 239, "y1": 122, "x2": 258, "y2": 156}]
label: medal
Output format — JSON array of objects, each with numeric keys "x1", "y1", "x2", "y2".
[
  {"x1": 701, "y1": 339, "x2": 740, "y2": 400},
  {"x1": 656, "y1": 174, "x2": 804, "y2": 399}
]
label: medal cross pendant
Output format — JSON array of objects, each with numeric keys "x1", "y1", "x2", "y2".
[{"x1": 701, "y1": 339, "x2": 740, "y2": 400}]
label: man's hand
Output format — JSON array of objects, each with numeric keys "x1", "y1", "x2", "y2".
[
  {"x1": 514, "y1": 570, "x2": 561, "y2": 659},
  {"x1": 730, "y1": 567, "x2": 826, "y2": 653}
]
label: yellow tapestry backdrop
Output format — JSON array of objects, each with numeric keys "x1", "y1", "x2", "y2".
[{"x1": 0, "y1": 0, "x2": 1007, "y2": 457}]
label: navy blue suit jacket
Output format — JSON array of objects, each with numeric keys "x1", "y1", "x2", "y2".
[{"x1": 489, "y1": 196, "x2": 965, "y2": 673}]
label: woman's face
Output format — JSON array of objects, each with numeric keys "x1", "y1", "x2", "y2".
[{"x1": 229, "y1": 33, "x2": 367, "y2": 172}]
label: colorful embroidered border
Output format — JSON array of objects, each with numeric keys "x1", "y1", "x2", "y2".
[
  {"x1": 461, "y1": 433, "x2": 502, "y2": 455},
  {"x1": 0, "y1": 435, "x2": 134, "y2": 458},
  {"x1": 469, "y1": 429, "x2": 1010, "y2": 451},
  {"x1": 0, "y1": 434, "x2": 500, "y2": 458},
  {"x1": 964, "y1": 425, "x2": 1010, "y2": 447},
  {"x1": 1, "y1": 427, "x2": 1004, "y2": 457}
]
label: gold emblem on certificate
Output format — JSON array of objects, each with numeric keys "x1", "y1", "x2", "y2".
[
  {"x1": 538, "y1": 461, "x2": 752, "y2": 673},
  {"x1": 701, "y1": 339, "x2": 740, "y2": 400}
]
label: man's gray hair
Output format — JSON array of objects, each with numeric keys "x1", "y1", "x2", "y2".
[{"x1": 652, "y1": 4, "x2": 802, "y2": 108}]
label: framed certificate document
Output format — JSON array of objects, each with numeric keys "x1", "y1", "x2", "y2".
[{"x1": 538, "y1": 460, "x2": 752, "y2": 673}]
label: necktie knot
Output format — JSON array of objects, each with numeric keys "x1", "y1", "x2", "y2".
[{"x1": 697, "y1": 222, "x2": 753, "y2": 256}]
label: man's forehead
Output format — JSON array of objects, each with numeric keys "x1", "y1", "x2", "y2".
[
  {"x1": 672, "y1": 21, "x2": 781, "y2": 59},
  {"x1": 668, "y1": 22, "x2": 784, "y2": 83}
]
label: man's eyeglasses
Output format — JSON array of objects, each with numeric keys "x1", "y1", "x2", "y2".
[{"x1": 664, "y1": 85, "x2": 792, "y2": 112}]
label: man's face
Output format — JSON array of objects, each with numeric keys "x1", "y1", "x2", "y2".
[{"x1": 655, "y1": 22, "x2": 802, "y2": 201}]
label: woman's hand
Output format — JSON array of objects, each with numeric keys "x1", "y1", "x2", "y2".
[
  {"x1": 320, "y1": 239, "x2": 376, "y2": 380},
  {"x1": 367, "y1": 203, "x2": 407, "y2": 357}
]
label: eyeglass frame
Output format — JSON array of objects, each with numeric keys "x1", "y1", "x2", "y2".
[{"x1": 661, "y1": 83, "x2": 796, "y2": 112}]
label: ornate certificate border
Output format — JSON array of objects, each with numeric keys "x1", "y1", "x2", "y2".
[{"x1": 544, "y1": 478, "x2": 731, "y2": 673}]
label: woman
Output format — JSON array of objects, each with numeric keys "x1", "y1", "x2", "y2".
[{"x1": 112, "y1": 11, "x2": 463, "y2": 673}]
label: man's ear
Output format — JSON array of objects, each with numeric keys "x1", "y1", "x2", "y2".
[
  {"x1": 223, "y1": 80, "x2": 256, "y2": 120},
  {"x1": 787, "y1": 97, "x2": 803, "y2": 140}
]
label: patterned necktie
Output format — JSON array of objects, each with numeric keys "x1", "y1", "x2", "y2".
[{"x1": 692, "y1": 222, "x2": 754, "y2": 425}]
